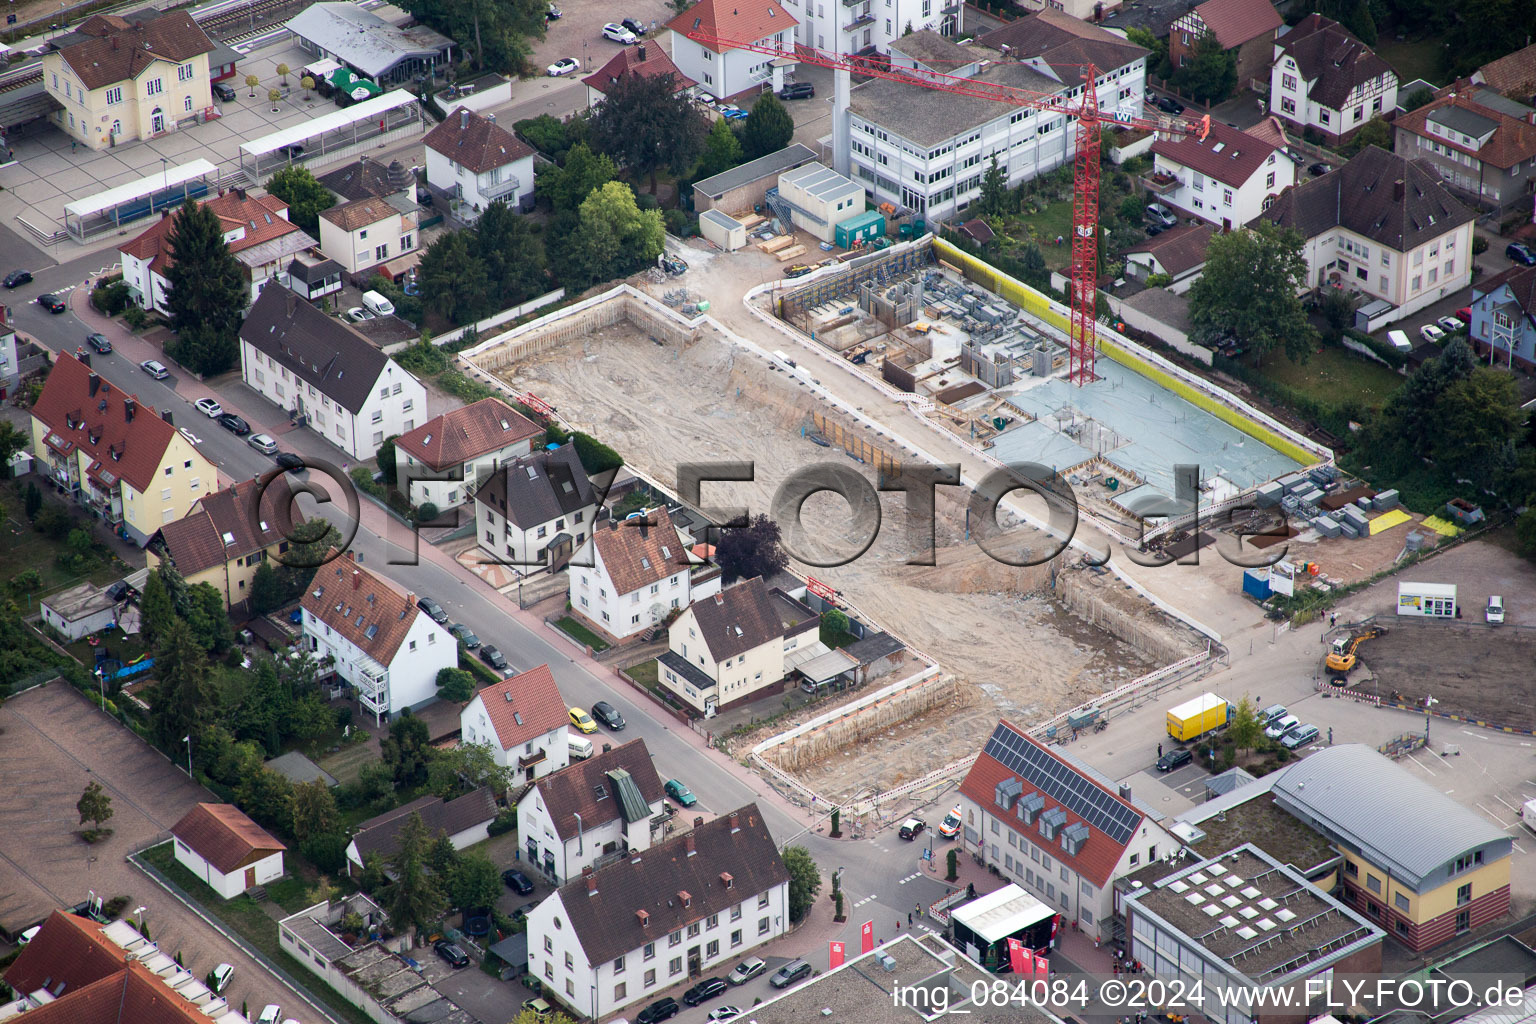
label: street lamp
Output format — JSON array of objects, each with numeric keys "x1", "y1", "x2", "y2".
[
  {"x1": 134, "y1": 906, "x2": 146, "y2": 931},
  {"x1": 184, "y1": 734, "x2": 193, "y2": 777}
]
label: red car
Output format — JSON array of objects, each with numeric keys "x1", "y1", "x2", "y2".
[{"x1": 1454, "y1": 307, "x2": 1471, "y2": 323}]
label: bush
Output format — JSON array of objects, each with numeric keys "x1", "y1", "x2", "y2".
[
  {"x1": 664, "y1": 209, "x2": 694, "y2": 236},
  {"x1": 92, "y1": 278, "x2": 131, "y2": 316},
  {"x1": 123, "y1": 306, "x2": 149, "y2": 329},
  {"x1": 1143, "y1": 272, "x2": 1172, "y2": 288},
  {"x1": 1472, "y1": 236, "x2": 1489, "y2": 255},
  {"x1": 1343, "y1": 328, "x2": 1409, "y2": 369},
  {"x1": 436, "y1": 370, "x2": 499, "y2": 404},
  {"x1": 394, "y1": 338, "x2": 450, "y2": 376},
  {"x1": 487, "y1": 808, "x2": 517, "y2": 837},
  {"x1": 415, "y1": 501, "x2": 441, "y2": 524}
]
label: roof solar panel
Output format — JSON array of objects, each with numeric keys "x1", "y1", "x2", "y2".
[{"x1": 983, "y1": 726, "x2": 1141, "y2": 844}]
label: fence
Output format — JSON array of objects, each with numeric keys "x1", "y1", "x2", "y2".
[{"x1": 382, "y1": 287, "x2": 566, "y2": 354}]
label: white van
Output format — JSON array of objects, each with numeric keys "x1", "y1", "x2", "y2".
[
  {"x1": 568, "y1": 733, "x2": 594, "y2": 761},
  {"x1": 361, "y1": 290, "x2": 395, "y2": 317},
  {"x1": 1386, "y1": 329, "x2": 1412, "y2": 351},
  {"x1": 1487, "y1": 596, "x2": 1505, "y2": 624},
  {"x1": 1523, "y1": 798, "x2": 1536, "y2": 832}
]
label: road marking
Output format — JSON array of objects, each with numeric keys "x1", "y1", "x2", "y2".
[
  {"x1": 897, "y1": 872, "x2": 922, "y2": 885},
  {"x1": 1495, "y1": 794, "x2": 1522, "y2": 813},
  {"x1": 1406, "y1": 753, "x2": 1436, "y2": 776},
  {"x1": 1477, "y1": 802, "x2": 1512, "y2": 828},
  {"x1": 853, "y1": 894, "x2": 878, "y2": 908}
]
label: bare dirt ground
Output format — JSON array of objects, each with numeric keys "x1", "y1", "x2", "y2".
[
  {"x1": 499, "y1": 320, "x2": 1191, "y2": 799},
  {"x1": 1346, "y1": 621, "x2": 1536, "y2": 729}
]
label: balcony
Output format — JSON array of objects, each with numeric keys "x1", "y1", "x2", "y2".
[
  {"x1": 1141, "y1": 170, "x2": 1180, "y2": 195},
  {"x1": 480, "y1": 175, "x2": 523, "y2": 201},
  {"x1": 844, "y1": 11, "x2": 875, "y2": 29},
  {"x1": 840, "y1": 0, "x2": 864, "y2": 7}
]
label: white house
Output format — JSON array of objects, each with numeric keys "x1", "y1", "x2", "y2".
[
  {"x1": 171, "y1": 802, "x2": 286, "y2": 900},
  {"x1": 423, "y1": 108, "x2": 536, "y2": 214},
  {"x1": 957, "y1": 720, "x2": 1179, "y2": 942},
  {"x1": 1120, "y1": 223, "x2": 1217, "y2": 294},
  {"x1": 394, "y1": 396, "x2": 543, "y2": 511},
  {"x1": 345, "y1": 790, "x2": 497, "y2": 874},
  {"x1": 515, "y1": 739, "x2": 668, "y2": 884},
  {"x1": 570, "y1": 509, "x2": 723, "y2": 643},
  {"x1": 461, "y1": 664, "x2": 571, "y2": 782},
  {"x1": 1256, "y1": 145, "x2": 1476, "y2": 320},
  {"x1": 1268, "y1": 14, "x2": 1397, "y2": 146},
  {"x1": 839, "y1": 16, "x2": 1145, "y2": 221},
  {"x1": 239, "y1": 284, "x2": 427, "y2": 461},
  {"x1": 301, "y1": 553, "x2": 458, "y2": 725},
  {"x1": 666, "y1": 0, "x2": 798, "y2": 101},
  {"x1": 473, "y1": 442, "x2": 599, "y2": 569},
  {"x1": 785, "y1": 0, "x2": 956, "y2": 60},
  {"x1": 525, "y1": 804, "x2": 789, "y2": 1020},
  {"x1": 40, "y1": 582, "x2": 119, "y2": 641},
  {"x1": 582, "y1": 43, "x2": 695, "y2": 109},
  {"x1": 316, "y1": 194, "x2": 418, "y2": 278},
  {"x1": 1149, "y1": 117, "x2": 1294, "y2": 231}
]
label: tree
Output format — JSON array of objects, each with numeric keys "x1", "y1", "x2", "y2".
[
  {"x1": 419, "y1": 230, "x2": 491, "y2": 324},
  {"x1": 427, "y1": 741, "x2": 511, "y2": 798},
  {"x1": 356, "y1": 761, "x2": 395, "y2": 804},
  {"x1": 551, "y1": 182, "x2": 666, "y2": 290},
  {"x1": 277, "y1": 63, "x2": 290, "y2": 85},
  {"x1": 429, "y1": 831, "x2": 460, "y2": 876},
  {"x1": 384, "y1": 812, "x2": 445, "y2": 940},
  {"x1": 266, "y1": 167, "x2": 336, "y2": 235},
  {"x1": 0, "y1": 422, "x2": 27, "y2": 477},
  {"x1": 290, "y1": 693, "x2": 337, "y2": 746},
  {"x1": 1319, "y1": 287, "x2": 1356, "y2": 341},
  {"x1": 782, "y1": 845, "x2": 821, "y2": 923},
  {"x1": 290, "y1": 778, "x2": 340, "y2": 844},
  {"x1": 186, "y1": 582, "x2": 233, "y2": 653},
  {"x1": 512, "y1": 1009, "x2": 579, "y2": 1024},
  {"x1": 977, "y1": 156, "x2": 1010, "y2": 218},
  {"x1": 395, "y1": 0, "x2": 545, "y2": 76},
  {"x1": 301, "y1": 75, "x2": 316, "y2": 99},
  {"x1": 246, "y1": 73, "x2": 259, "y2": 97},
  {"x1": 376, "y1": 434, "x2": 400, "y2": 485},
  {"x1": 162, "y1": 200, "x2": 247, "y2": 376},
  {"x1": 535, "y1": 142, "x2": 617, "y2": 212},
  {"x1": 1124, "y1": 26, "x2": 1166, "y2": 68},
  {"x1": 23, "y1": 481, "x2": 41, "y2": 519},
  {"x1": 250, "y1": 562, "x2": 286, "y2": 615},
  {"x1": 1402, "y1": 86, "x2": 1434, "y2": 112},
  {"x1": 715, "y1": 513, "x2": 788, "y2": 584},
  {"x1": 1170, "y1": 31, "x2": 1237, "y2": 104},
  {"x1": 268, "y1": 88, "x2": 282, "y2": 108},
  {"x1": 740, "y1": 92, "x2": 794, "y2": 160},
  {"x1": 150, "y1": 619, "x2": 209, "y2": 752},
  {"x1": 436, "y1": 667, "x2": 477, "y2": 704},
  {"x1": 381, "y1": 710, "x2": 432, "y2": 788},
  {"x1": 77, "y1": 780, "x2": 114, "y2": 829},
  {"x1": 235, "y1": 659, "x2": 293, "y2": 752},
  {"x1": 475, "y1": 201, "x2": 548, "y2": 307},
  {"x1": 587, "y1": 72, "x2": 708, "y2": 191},
  {"x1": 1342, "y1": 118, "x2": 1390, "y2": 157},
  {"x1": 1436, "y1": 369, "x2": 1523, "y2": 491},
  {"x1": 694, "y1": 117, "x2": 744, "y2": 180},
  {"x1": 236, "y1": 768, "x2": 295, "y2": 834},
  {"x1": 1228, "y1": 696, "x2": 1261, "y2": 755},
  {"x1": 448, "y1": 852, "x2": 501, "y2": 911},
  {"x1": 1188, "y1": 223, "x2": 1316, "y2": 367}
]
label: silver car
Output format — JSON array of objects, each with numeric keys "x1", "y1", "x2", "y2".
[{"x1": 248, "y1": 433, "x2": 279, "y2": 455}]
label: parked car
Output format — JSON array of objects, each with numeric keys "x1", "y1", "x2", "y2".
[
  {"x1": 1265, "y1": 714, "x2": 1300, "y2": 740},
  {"x1": 502, "y1": 868, "x2": 535, "y2": 894},
  {"x1": 523, "y1": 999, "x2": 556, "y2": 1020},
  {"x1": 664, "y1": 778, "x2": 697, "y2": 807},
  {"x1": 434, "y1": 940, "x2": 471, "y2": 969},
  {"x1": 195, "y1": 397, "x2": 223, "y2": 418},
  {"x1": 86, "y1": 333, "x2": 112, "y2": 354},
  {"x1": 938, "y1": 805, "x2": 962, "y2": 838},
  {"x1": 727, "y1": 957, "x2": 766, "y2": 985},
  {"x1": 1487, "y1": 596, "x2": 1505, "y2": 624},
  {"x1": 684, "y1": 978, "x2": 729, "y2": 1006},
  {"x1": 621, "y1": 16, "x2": 647, "y2": 34},
  {"x1": 510, "y1": 900, "x2": 540, "y2": 922},
  {"x1": 771, "y1": 960, "x2": 812, "y2": 989},
  {"x1": 569, "y1": 707, "x2": 598, "y2": 733},
  {"x1": 708, "y1": 1007, "x2": 743, "y2": 1022},
  {"x1": 1308, "y1": 162, "x2": 1330, "y2": 176},
  {"x1": 247, "y1": 433, "x2": 279, "y2": 455},
  {"x1": 480, "y1": 645, "x2": 509, "y2": 672},
  {"x1": 210, "y1": 963, "x2": 234, "y2": 994},
  {"x1": 449, "y1": 622, "x2": 481, "y2": 648},
  {"x1": 784, "y1": 264, "x2": 815, "y2": 278},
  {"x1": 1420, "y1": 323, "x2": 1446, "y2": 343},
  {"x1": 1154, "y1": 95, "x2": 1184, "y2": 114},
  {"x1": 1260, "y1": 704, "x2": 1288, "y2": 726},
  {"x1": 547, "y1": 56, "x2": 580, "y2": 76},
  {"x1": 416, "y1": 597, "x2": 449, "y2": 624},
  {"x1": 778, "y1": 81, "x2": 815, "y2": 100},
  {"x1": 346, "y1": 306, "x2": 376, "y2": 322},
  {"x1": 257, "y1": 1007, "x2": 282, "y2": 1024},
  {"x1": 1281, "y1": 724, "x2": 1319, "y2": 749},
  {"x1": 3, "y1": 269, "x2": 32, "y2": 288},
  {"x1": 1156, "y1": 748, "x2": 1193, "y2": 771},
  {"x1": 1455, "y1": 306, "x2": 1472, "y2": 323},
  {"x1": 1506, "y1": 242, "x2": 1536, "y2": 266},
  {"x1": 545, "y1": 2, "x2": 562, "y2": 18},
  {"x1": 695, "y1": 92, "x2": 717, "y2": 106},
  {"x1": 141, "y1": 359, "x2": 170, "y2": 380},
  {"x1": 38, "y1": 293, "x2": 66, "y2": 313},
  {"x1": 214, "y1": 81, "x2": 238, "y2": 102},
  {"x1": 1145, "y1": 202, "x2": 1178, "y2": 228},
  {"x1": 1435, "y1": 315, "x2": 1463, "y2": 334},
  {"x1": 637, "y1": 997, "x2": 680, "y2": 1023},
  {"x1": 602, "y1": 22, "x2": 637, "y2": 43},
  {"x1": 720, "y1": 105, "x2": 749, "y2": 120},
  {"x1": 217, "y1": 412, "x2": 250, "y2": 435},
  {"x1": 1144, "y1": 223, "x2": 1164, "y2": 237},
  {"x1": 274, "y1": 452, "x2": 306, "y2": 471},
  {"x1": 282, "y1": 144, "x2": 305, "y2": 158},
  {"x1": 591, "y1": 700, "x2": 625, "y2": 730},
  {"x1": 898, "y1": 817, "x2": 926, "y2": 839}
]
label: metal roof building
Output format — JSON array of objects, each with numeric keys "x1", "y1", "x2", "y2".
[
  {"x1": 691, "y1": 143, "x2": 817, "y2": 213},
  {"x1": 286, "y1": 2, "x2": 452, "y2": 83}
]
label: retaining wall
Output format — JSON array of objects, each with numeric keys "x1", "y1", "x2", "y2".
[{"x1": 1056, "y1": 570, "x2": 1198, "y2": 666}]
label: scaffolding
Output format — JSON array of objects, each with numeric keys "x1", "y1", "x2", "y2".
[{"x1": 779, "y1": 243, "x2": 934, "y2": 331}]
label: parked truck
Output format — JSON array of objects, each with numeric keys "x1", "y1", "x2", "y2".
[{"x1": 1166, "y1": 693, "x2": 1233, "y2": 742}]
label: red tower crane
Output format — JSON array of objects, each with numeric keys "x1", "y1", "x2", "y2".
[{"x1": 685, "y1": 32, "x2": 1210, "y2": 384}]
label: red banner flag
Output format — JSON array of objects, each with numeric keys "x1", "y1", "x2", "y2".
[
  {"x1": 1050, "y1": 914, "x2": 1061, "y2": 948},
  {"x1": 830, "y1": 941, "x2": 845, "y2": 969},
  {"x1": 1033, "y1": 951, "x2": 1049, "y2": 978},
  {"x1": 861, "y1": 920, "x2": 874, "y2": 953},
  {"x1": 1007, "y1": 937, "x2": 1029, "y2": 976}
]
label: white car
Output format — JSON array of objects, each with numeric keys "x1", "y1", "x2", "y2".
[
  {"x1": 346, "y1": 306, "x2": 376, "y2": 322},
  {"x1": 1420, "y1": 323, "x2": 1446, "y2": 343},
  {"x1": 695, "y1": 92, "x2": 717, "y2": 106},
  {"x1": 195, "y1": 397, "x2": 223, "y2": 418},
  {"x1": 210, "y1": 963, "x2": 234, "y2": 994},
  {"x1": 547, "y1": 57, "x2": 580, "y2": 76},
  {"x1": 178, "y1": 427, "x2": 202, "y2": 446},
  {"x1": 1435, "y1": 315, "x2": 1463, "y2": 333},
  {"x1": 602, "y1": 22, "x2": 637, "y2": 43},
  {"x1": 709, "y1": 1008, "x2": 743, "y2": 1022},
  {"x1": 257, "y1": 1007, "x2": 282, "y2": 1024}
]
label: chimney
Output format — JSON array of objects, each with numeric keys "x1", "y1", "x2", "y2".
[
  {"x1": 586, "y1": 874, "x2": 599, "y2": 896},
  {"x1": 285, "y1": 289, "x2": 297, "y2": 318},
  {"x1": 460, "y1": 108, "x2": 470, "y2": 129},
  {"x1": 635, "y1": 909, "x2": 649, "y2": 927},
  {"x1": 1393, "y1": 179, "x2": 1405, "y2": 201},
  {"x1": 728, "y1": 811, "x2": 739, "y2": 833},
  {"x1": 638, "y1": 43, "x2": 647, "y2": 62},
  {"x1": 111, "y1": 35, "x2": 118, "y2": 49},
  {"x1": 88, "y1": 373, "x2": 101, "y2": 397},
  {"x1": 123, "y1": 398, "x2": 135, "y2": 423},
  {"x1": 160, "y1": 410, "x2": 174, "y2": 426},
  {"x1": 78, "y1": 352, "x2": 92, "y2": 368},
  {"x1": 1118, "y1": 784, "x2": 1133, "y2": 802},
  {"x1": 234, "y1": 187, "x2": 247, "y2": 201},
  {"x1": 352, "y1": 569, "x2": 361, "y2": 590},
  {"x1": 685, "y1": 834, "x2": 696, "y2": 856}
]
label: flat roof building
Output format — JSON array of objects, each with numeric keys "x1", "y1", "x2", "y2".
[{"x1": 285, "y1": 2, "x2": 451, "y2": 83}]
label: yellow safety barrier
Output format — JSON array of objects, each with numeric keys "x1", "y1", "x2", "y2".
[
  {"x1": 1418, "y1": 515, "x2": 1462, "y2": 537},
  {"x1": 1368, "y1": 508, "x2": 1412, "y2": 535}
]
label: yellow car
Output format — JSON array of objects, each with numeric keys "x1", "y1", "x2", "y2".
[{"x1": 569, "y1": 707, "x2": 598, "y2": 734}]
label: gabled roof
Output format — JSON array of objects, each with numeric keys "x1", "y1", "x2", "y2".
[
  {"x1": 1188, "y1": 0, "x2": 1281, "y2": 49},
  {"x1": 396, "y1": 396, "x2": 541, "y2": 471},
  {"x1": 1274, "y1": 14, "x2": 1394, "y2": 109},
  {"x1": 240, "y1": 284, "x2": 397, "y2": 414},
  {"x1": 301, "y1": 553, "x2": 426, "y2": 666},
  {"x1": 1256, "y1": 145, "x2": 1474, "y2": 252},
  {"x1": 351, "y1": 789, "x2": 498, "y2": 862},
  {"x1": 960, "y1": 720, "x2": 1148, "y2": 888},
  {"x1": 889, "y1": 29, "x2": 977, "y2": 70},
  {"x1": 582, "y1": 44, "x2": 695, "y2": 97},
  {"x1": 170, "y1": 802, "x2": 285, "y2": 874},
  {"x1": 473, "y1": 442, "x2": 596, "y2": 529},
  {"x1": 57, "y1": 10, "x2": 213, "y2": 91},
  {"x1": 554, "y1": 804, "x2": 789, "y2": 965},
  {"x1": 1152, "y1": 117, "x2": 1284, "y2": 188},
  {"x1": 591, "y1": 509, "x2": 688, "y2": 597},
  {"x1": 529, "y1": 739, "x2": 665, "y2": 841},
  {"x1": 1473, "y1": 42, "x2": 1536, "y2": 101},
  {"x1": 32, "y1": 352, "x2": 183, "y2": 494},
  {"x1": 319, "y1": 195, "x2": 401, "y2": 232},
  {"x1": 153, "y1": 475, "x2": 302, "y2": 577},
  {"x1": 118, "y1": 191, "x2": 302, "y2": 277},
  {"x1": 666, "y1": 0, "x2": 798, "y2": 54},
  {"x1": 1473, "y1": 265, "x2": 1536, "y2": 326},
  {"x1": 977, "y1": 10, "x2": 1146, "y2": 75},
  {"x1": 5, "y1": 910, "x2": 126, "y2": 994},
  {"x1": 318, "y1": 157, "x2": 414, "y2": 202},
  {"x1": 1121, "y1": 223, "x2": 1218, "y2": 276},
  {"x1": 424, "y1": 109, "x2": 533, "y2": 175},
  {"x1": 1394, "y1": 90, "x2": 1536, "y2": 170},
  {"x1": 470, "y1": 664, "x2": 568, "y2": 752},
  {"x1": 689, "y1": 576, "x2": 783, "y2": 662},
  {"x1": 959, "y1": 219, "x2": 995, "y2": 244}
]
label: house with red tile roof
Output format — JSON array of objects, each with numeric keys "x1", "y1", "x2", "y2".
[
  {"x1": 394, "y1": 395, "x2": 542, "y2": 510},
  {"x1": 569, "y1": 509, "x2": 723, "y2": 643},
  {"x1": 29, "y1": 352, "x2": 216, "y2": 546},
  {"x1": 171, "y1": 802, "x2": 286, "y2": 899},
  {"x1": 1392, "y1": 86, "x2": 1536, "y2": 207},
  {"x1": 667, "y1": 0, "x2": 797, "y2": 102},
  {"x1": 957, "y1": 719, "x2": 1178, "y2": 943},
  {"x1": 659, "y1": 577, "x2": 818, "y2": 713},
  {"x1": 583, "y1": 41, "x2": 695, "y2": 108},
  {"x1": 1471, "y1": 43, "x2": 1536, "y2": 106},
  {"x1": 461, "y1": 663, "x2": 571, "y2": 780},
  {"x1": 1268, "y1": 14, "x2": 1397, "y2": 145},
  {"x1": 148, "y1": 474, "x2": 303, "y2": 610},
  {"x1": 1150, "y1": 117, "x2": 1295, "y2": 231},
  {"x1": 1120, "y1": 223, "x2": 1218, "y2": 293},
  {"x1": 423, "y1": 107, "x2": 536, "y2": 214},
  {"x1": 118, "y1": 189, "x2": 316, "y2": 314},
  {"x1": 1169, "y1": 0, "x2": 1282, "y2": 89}
]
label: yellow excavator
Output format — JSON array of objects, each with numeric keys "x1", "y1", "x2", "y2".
[{"x1": 1325, "y1": 626, "x2": 1385, "y2": 674}]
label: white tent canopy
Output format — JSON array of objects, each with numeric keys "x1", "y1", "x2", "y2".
[
  {"x1": 950, "y1": 884, "x2": 1055, "y2": 944},
  {"x1": 240, "y1": 90, "x2": 417, "y2": 158},
  {"x1": 64, "y1": 159, "x2": 218, "y2": 219}
]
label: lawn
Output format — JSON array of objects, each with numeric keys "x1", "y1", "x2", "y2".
[
  {"x1": 1007, "y1": 197, "x2": 1076, "y2": 272},
  {"x1": 624, "y1": 658, "x2": 658, "y2": 688},
  {"x1": 63, "y1": 627, "x2": 150, "y2": 670},
  {"x1": 1375, "y1": 37, "x2": 1446, "y2": 88},
  {"x1": 554, "y1": 616, "x2": 609, "y2": 652},
  {"x1": 0, "y1": 481, "x2": 133, "y2": 603},
  {"x1": 1251, "y1": 346, "x2": 1405, "y2": 409}
]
